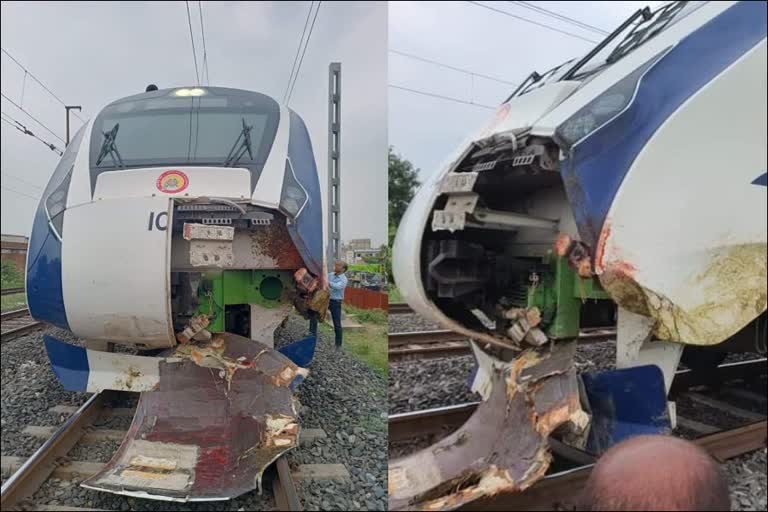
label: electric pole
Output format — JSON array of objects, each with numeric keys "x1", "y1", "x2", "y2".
[
  {"x1": 327, "y1": 63, "x2": 341, "y2": 267},
  {"x1": 65, "y1": 105, "x2": 82, "y2": 146}
]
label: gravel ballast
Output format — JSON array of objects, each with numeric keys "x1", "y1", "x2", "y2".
[
  {"x1": 727, "y1": 449, "x2": 768, "y2": 511},
  {"x1": 388, "y1": 312, "x2": 441, "y2": 334},
  {"x1": 2, "y1": 315, "x2": 388, "y2": 510}
]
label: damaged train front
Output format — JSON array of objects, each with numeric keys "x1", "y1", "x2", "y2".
[
  {"x1": 27, "y1": 86, "x2": 327, "y2": 501},
  {"x1": 387, "y1": 3, "x2": 747, "y2": 508}
]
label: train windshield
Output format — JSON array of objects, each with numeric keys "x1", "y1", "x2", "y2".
[{"x1": 89, "y1": 88, "x2": 280, "y2": 173}]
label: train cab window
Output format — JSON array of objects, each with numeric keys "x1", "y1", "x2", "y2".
[
  {"x1": 46, "y1": 170, "x2": 73, "y2": 238},
  {"x1": 44, "y1": 125, "x2": 86, "y2": 239},
  {"x1": 88, "y1": 87, "x2": 280, "y2": 194}
]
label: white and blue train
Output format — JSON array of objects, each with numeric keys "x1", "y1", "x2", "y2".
[
  {"x1": 390, "y1": 1, "x2": 766, "y2": 508},
  {"x1": 26, "y1": 86, "x2": 327, "y2": 501}
]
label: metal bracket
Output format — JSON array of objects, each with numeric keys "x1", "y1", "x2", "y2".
[
  {"x1": 431, "y1": 192, "x2": 479, "y2": 232},
  {"x1": 439, "y1": 172, "x2": 478, "y2": 194}
]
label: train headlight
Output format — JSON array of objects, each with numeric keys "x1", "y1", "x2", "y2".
[
  {"x1": 280, "y1": 159, "x2": 308, "y2": 218},
  {"x1": 174, "y1": 88, "x2": 207, "y2": 97},
  {"x1": 555, "y1": 48, "x2": 669, "y2": 149}
]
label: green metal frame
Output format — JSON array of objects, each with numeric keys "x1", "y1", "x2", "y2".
[
  {"x1": 197, "y1": 270, "x2": 294, "y2": 332},
  {"x1": 527, "y1": 253, "x2": 610, "y2": 339}
]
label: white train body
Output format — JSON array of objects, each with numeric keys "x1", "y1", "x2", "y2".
[{"x1": 27, "y1": 86, "x2": 325, "y2": 350}]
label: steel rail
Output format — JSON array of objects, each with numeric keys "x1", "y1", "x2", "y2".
[
  {"x1": 389, "y1": 303, "x2": 413, "y2": 315},
  {"x1": 0, "y1": 391, "x2": 115, "y2": 510},
  {"x1": 1, "y1": 308, "x2": 43, "y2": 343},
  {"x1": 389, "y1": 327, "x2": 618, "y2": 362},
  {"x1": 389, "y1": 330, "x2": 467, "y2": 347},
  {"x1": 1, "y1": 322, "x2": 43, "y2": 343},
  {"x1": 1, "y1": 287, "x2": 24, "y2": 296},
  {"x1": 274, "y1": 456, "x2": 303, "y2": 511},
  {"x1": 0, "y1": 307, "x2": 30, "y2": 321}
]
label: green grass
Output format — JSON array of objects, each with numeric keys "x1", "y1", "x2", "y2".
[
  {"x1": 343, "y1": 304, "x2": 386, "y2": 324},
  {"x1": 320, "y1": 319, "x2": 388, "y2": 377},
  {"x1": 348, "y1": 263, "x2": 381, "y2": 273},
  {"x1": 1, "y1": 292, "x2": 26, "y2": 312},
  {"x1": 388, "y1": 285, "x2": 403, "y2": 303}
]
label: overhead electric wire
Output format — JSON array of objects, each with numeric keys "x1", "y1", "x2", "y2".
[
  {"x1": 389, "y1": 49, "x2": 517, "y2": 86},
  {"x1": 1, "y1": 112, "x2": 64, "y2": 156},
  {"x1": 1, "y1": 171, "x2": 43, "y2": 191},
  {"x1": 1, "y1": 47, "x2": 86, "y2": 122},
  {"x1": 185, "y1": 1, "x2": 201, "y2": 86},
  {"x1": 1, "y1": 92, "x2": 65, "y2": 143},
  {"x1": 389, "y1": 84, "x2": 496, "y2": 110},
  {"x1": 467, "y1": 1, "x2": 599, "y2": 44},
  {"x1": 284, "y1": 1, "x2": 314, "y2": 103},
  {"x1": 1, "y1": 184, "x2": 41, "y2": 201},
  {"x1": 510, "y1": 1, "x2": 610, "y2": 35},
  {"x1": 286, "y1": 1, "x2": 322, "y2": 105},
  {"x1": 198, "y1": 1, "x2": 210, "y2": 85}
]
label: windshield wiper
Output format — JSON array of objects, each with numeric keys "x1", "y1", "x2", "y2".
[
  {"x1": 224, "y1": 118, "x2": 254, "y2": 167},
  {"x1": 95, "y1": 123, "x2": 124, "y2": 167},
  {"x1": 561, "y1": 6, "x2": 653, "y2": 81}
]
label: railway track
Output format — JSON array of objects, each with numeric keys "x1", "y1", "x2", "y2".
[
  {"x1": 0, "y1": 389, "x2": 343, "y2": 511},
  {"x1": 1, "y1": 287, "x2": 25, "y2": 297},
  {"x1": 388, "y1": 358, "x2": 768, "y2": 510},
  {"x1": 1, "y1": 308, "x2": 43, "y2": 343},
  {"x1": 389, "y1": 327, "x2": 617, "y2": 362},
  {"x1": 389, "y1": 303, "x2": 413, "y2": 315}
]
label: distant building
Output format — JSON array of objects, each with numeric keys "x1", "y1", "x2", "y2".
[
  {"x1": 346, "y1": 248, "x2": 381, "y2": 265},
  {"x1": 342, "y1": 239, "x2": 375, "y2": 264},
  {"x1": 345, "y1": 239, "x2": 371, "y2": 252},
  {"x1": 1, "y1": 234, "x2": 29, "y2": 271}
]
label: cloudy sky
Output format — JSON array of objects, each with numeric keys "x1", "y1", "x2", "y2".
[
  {"x1": 1, "y1": 0, "x2": 387, "y2": 246},
  {"x1": 389, "y1": 0, "x2": 664, "y2": 181}
]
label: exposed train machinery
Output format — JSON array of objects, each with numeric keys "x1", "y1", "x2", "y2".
[
  {"x1": 14, "y1": 85, "x2": 328, "y2": 503},
  {"x1": 391, "y1": 1, "x2": 767, "y2": 510}
]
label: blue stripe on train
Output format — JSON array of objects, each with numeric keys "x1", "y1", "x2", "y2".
[
  {"x1": 753, "y1": 173, "x2": 767, "y2": 187},
  {"x1": 562, "y1": 1, "x2": 768, "y2": 249},
  {"x1": 286, "y1": 110, "x2": 324, "y2": 276},
  {"x1": 44, "y1": 335, "x2": 89, "y2": 392},
  {"x1": 26, "y1": 205, "x2": 69, "y2": 330}
]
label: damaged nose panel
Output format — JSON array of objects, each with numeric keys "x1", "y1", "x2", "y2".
[
  {"x1": 80, "y1": 333, "x2": 306, "y2": 502},
  {"x1": 388, "y1": 341, "x2": 583, "y2": 511}
]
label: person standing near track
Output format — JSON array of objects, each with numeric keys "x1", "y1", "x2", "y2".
[{"x1": 309, "y1": 260, "x2": 348, "y2": 349}]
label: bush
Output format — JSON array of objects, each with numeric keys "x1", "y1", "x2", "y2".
[{"x1": 1, "y1": 261, "x2": 23, "y2": 289}]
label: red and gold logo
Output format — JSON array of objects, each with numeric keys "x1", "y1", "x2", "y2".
[{"x1": 156, "y1": 170, "x2": 189, "y2": 194}]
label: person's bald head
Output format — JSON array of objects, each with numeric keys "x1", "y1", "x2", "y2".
[{"x1": 579, "y1": 435, "x2": 730, "y2": 511}]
